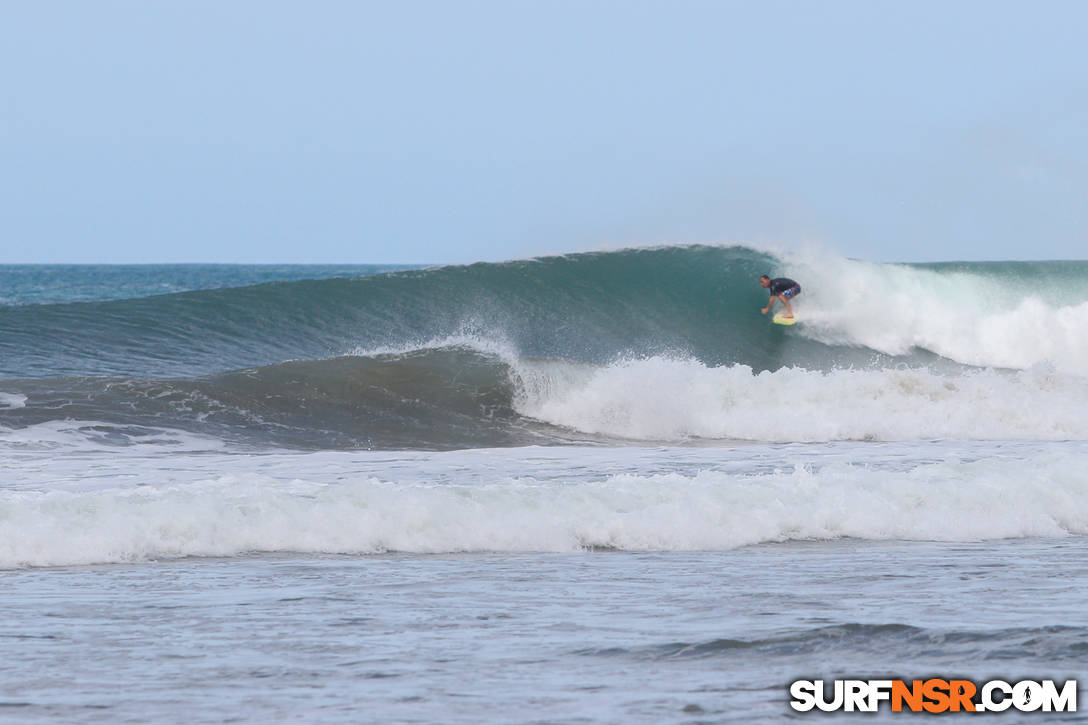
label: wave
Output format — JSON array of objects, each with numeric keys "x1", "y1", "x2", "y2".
[
  {"x1": 2, "y1": 344, "x2": 1086, "y2": 450},
  {"x1": 2, "y1": 245, "x2": 1086, "y2": 382},
  {"x1": 2, "y1": 246, "x2": 1086, "y2": 450},
  {"x1": 0, "y1": 346, "x2": 554, "y2": 450},
  {"x1": 577, "y1": 623, "x2": 1088, "y2": 663},
  {"x1": 0, "y1": 245, "x2": 779, "y2": 378},
  {"x1": 2, "y1": 449, "x2": 1086, "y2": 567}
]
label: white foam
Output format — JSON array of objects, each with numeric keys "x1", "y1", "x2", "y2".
[
  {"x1": 0, "y1": 392, "x2": 27, "y2": 409},
  {"x1": 511, "y1": 357, "x2": 1088, "y2": 442},
  {"x1": 779, "y1": 251, "x2": 1088, "y2": 376},
  {"x1": 348, "y1": 330, "x2": 521, "y2": 364},
  {"x1": 2, "y1": 447, "x2": 1085, "y2": 567},
  {"x1": 0, "y1": 419, "x2": 227, "y2": 454}
]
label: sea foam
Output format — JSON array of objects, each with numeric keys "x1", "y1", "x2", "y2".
[
  {"x1": 512, "y1": 357, "x2": 1088, "y2": 442},
  {"x1": 1, "y1": 447, "x2": 1085, "y2": 568},
  {"x1": 782, "y1": 252, "x2": 1088, "y2": 376}
]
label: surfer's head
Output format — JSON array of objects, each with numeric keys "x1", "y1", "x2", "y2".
[{"x1": 759, "y1": 275, "x2": 771, "y2": 288}]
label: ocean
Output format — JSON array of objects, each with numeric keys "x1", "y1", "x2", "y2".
[{"x1": 1, "y1": 246, "x2": 1086, "y2": 723}]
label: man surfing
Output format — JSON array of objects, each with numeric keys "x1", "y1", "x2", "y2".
[{"x1": 759, "y1": 275, "x2": 801, "y2": 319}]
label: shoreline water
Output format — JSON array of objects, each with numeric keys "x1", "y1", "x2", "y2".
[{"x1": 4, "y1": 540, "x2": 1086, "y2": 723}]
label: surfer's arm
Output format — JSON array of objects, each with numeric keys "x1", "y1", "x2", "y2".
[{"x1": 761, "y1": 296, "x2": 777, "y2": 314}]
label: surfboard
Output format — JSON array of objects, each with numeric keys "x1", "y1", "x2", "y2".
[{"x1": 772, "y1": 314, "x2": 798, "y2": 326}]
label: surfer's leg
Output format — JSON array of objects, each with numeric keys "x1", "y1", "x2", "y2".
[{"x1": 780, "y1": 285, "x2": 799, "y2": 318}]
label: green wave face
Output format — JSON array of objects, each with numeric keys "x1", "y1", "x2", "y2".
[
  {"x1": 0, "y1": 245, "x2": 930, "y2": 380},
  {"x1": 2, "y1": 246, "x2": 1087, "y2": 449}
]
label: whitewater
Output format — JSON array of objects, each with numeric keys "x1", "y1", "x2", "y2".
[{"x1": 1, "y1": 247, "x2": 1086, "y2": 723}]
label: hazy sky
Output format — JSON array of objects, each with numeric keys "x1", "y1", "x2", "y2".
[{"x1": 2, "y1": 1, "x2": 1086, "y2": 264}]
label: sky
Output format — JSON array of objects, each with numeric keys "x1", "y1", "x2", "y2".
[{"x1": 1, "y1": 0, "x2": 1086, "y2": 264}]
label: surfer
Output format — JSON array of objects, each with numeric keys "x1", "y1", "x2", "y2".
[{"x1": 759, "y1": 275, "x2": 801, "y2": 319}]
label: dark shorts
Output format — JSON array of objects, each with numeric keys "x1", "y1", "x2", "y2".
[{"x1": 781, "y1": 284, "x2": 801, "y2": 300}]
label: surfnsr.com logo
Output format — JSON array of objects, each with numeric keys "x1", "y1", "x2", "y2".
[{"x1": 790, "y1": 679, "x2": 1077, "y2": 713}]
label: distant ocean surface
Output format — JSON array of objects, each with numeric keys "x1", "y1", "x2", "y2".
[{"x1": 2, "y1": 247, "x2": 1086, "y2": 723}]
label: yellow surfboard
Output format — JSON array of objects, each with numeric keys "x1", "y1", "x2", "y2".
[{"x1": 772, "y1": 313, "x2": 798, "y2": 326}]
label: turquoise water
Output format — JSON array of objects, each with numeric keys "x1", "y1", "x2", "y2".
[{"x1": 0, "y1": 263, "x2": 424, "y2": 306}]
